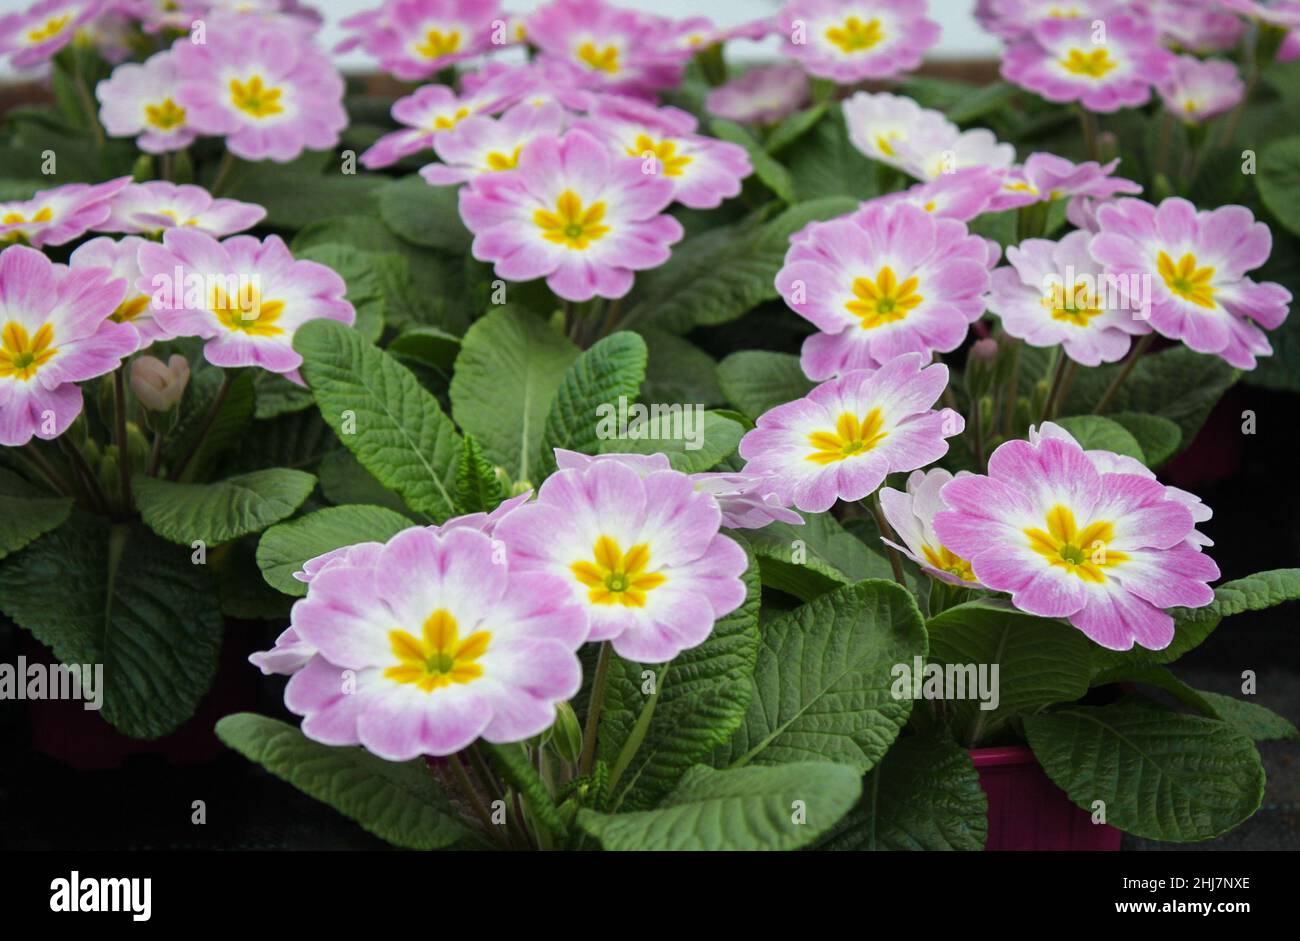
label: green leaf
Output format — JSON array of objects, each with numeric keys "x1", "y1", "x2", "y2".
[
  {"x1": 252, "y1": 370, "x2": 315, "y2": 419},
  {"x1": 927, "y1": 599, "x2": 1094, "y2": 747},
  {"x1": 222, "y1": 152, "x2": 388, "y2": 229},
  {"x1": 1066, "y1": 345, "x2": 1236, "y2": 452},
  {"x1": 387, "y1": 325, "x2": 461, "y2": 373},
  {"x1": 1092, "y1": 569, "x2": 1300, "y2": 675},
  {"x1": 256, "y1": 504, "x2": 414, "y2": 597},
  {"x1": 1024, "y1": 701, "x2": 1265, "y2": 842},
  {"x1": 0, "y1": 468, "x2": 72, "y2": 561},
  {"x1": 1108, "y1": 411, "x2": 1181, "y2": 467},
  {"x1": 945, "y1": 81, "x2": 1017, "y2": 124},
  {"x1": 603, "y1": 410, "x2": 743, "y2": 472},
  {"x1": 1053, "y1": 415, "x2": 1145, "y2": 463},
  {"x1": 639, "y1": 328, "x2": 723, "y2": 407},
  {"x1": 765, "y1": 104, "x2": 829, "y2": 155},
  {"x1": 537, "y1": 331, "x2": 647, "y2": 478},
  {"x1": 1090, "y1": 664, "x2": 1219, "y2": 716},
  {"x1": 598, "y1": 548, "x2": 761, "y2": 811},
  {"x1": 0, "y1": 516, "x2": 223, "y2": 739},
  {"x1": 738, "y1": 513, "x2": 894, "y2": 601},
  {"x1": 216, "y1": 713, "x2": 468, "y2": 849},
  {"x1": 709, "y1": 118, "x2": 795, "y2": 203},
  {"x1": 1257, "y1": 135, "x2": 1300, "y2": 237},
  {"x1": 786, "y1": 108, "x2": 879, "y2": 201},
  {"x1": 622, "y1": 197, "x2": 858, "y2": 333},
  {"x1": 216, "y1": 535, "x2": 293, "y2": 621},
  {"x1": 377, "y1": 175, "x2": 473, "y2": 252},
  {"x1": 295, "y1": 318, "x2": 462, "y2": 521},
  {"x1": 227, "y1": 409, "x2": 336, "y2": 474},
  {"x1": 721, "y1": 580, "x2": 927, "y2": 771},
  {"x1": 317, "y1": 449, "x2": 417, "y2": 518},
  {"x1": 295, "y1": 243, "x2": 400, "y2": 343},
  {"x1": 450, "y1": 306, "x2": 578, "y2": 484},
  {"x1": 454, "y1": 435, "x2": 506, "y2": 515},
  {"x1": 1197, "y1": 692, "x2": 1300, "y2": 742},
  {"x1": 132, "y1": 469, "x2": 317, "y2": 545},
  {"x1": 819, "y1": 735, "x2": 987, "y2": 850},
  {"x1": 718, "y1": 350, "x2": 815, "y2": 420},
  {"x1": 577, "y1": 762, "x2": 862, "y2": 851}
]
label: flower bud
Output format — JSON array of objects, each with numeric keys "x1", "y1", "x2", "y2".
[
  {"x1": 130, "y1": 354, "x2": 190, "y2": 413},
  {"x1": 964, "y1": 338, "x2": 999, "y2": 399},
  {"x1": 548, "y1": 701, "x2": 583, "y2": 765},
  {"x1": 127, "y1": 421, "x2": 151, "y2": 472}
]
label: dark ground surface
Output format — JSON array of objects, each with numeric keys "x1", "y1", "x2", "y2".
[{"x1": 1, "y1": 385, "x2": 1296, "y2": 851}]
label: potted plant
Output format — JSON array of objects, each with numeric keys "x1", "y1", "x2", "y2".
[{"x1": 2, "y1": 0, "x2": 1298, "y2": 849}]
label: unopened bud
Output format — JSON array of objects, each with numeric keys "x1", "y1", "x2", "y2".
[
  {"x1": 964, "y1": 338, "x2": 999, "y2": 399},
  {"x1": 549, "y1": 701, "x2": 583, "y2": 765},
  {"x1": 130, "y1": 354, "x2": 190, "y2": 412}
]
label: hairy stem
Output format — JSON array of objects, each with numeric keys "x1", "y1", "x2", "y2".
[{"x1": 578, "y1": 642, "x2": 613, "y2": 778}]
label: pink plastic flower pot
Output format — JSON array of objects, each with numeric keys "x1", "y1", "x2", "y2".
[{"x1": 971, "y1": 745, "x2": 1122, "y2": 851}]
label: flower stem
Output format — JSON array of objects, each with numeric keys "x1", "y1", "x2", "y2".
[
  {"x1": 21, "y1": 443, "x2": 74, "y2": 497},
  {"x1": 1092, "y1": 333, "x2": 1155, "y2": 415},
  {"x1": 169, "y1": 371, "x2": 233, "y2": 481},
  {"x1": 467, "y1": 743, "x2": 533, "y2": 849},
  {"x1": 73, "y1": 62, "x2": 105, "y2": 150},
  {"x1": 606, "y1": 660, "x2": 671, "y2": 805},
  {"x1": 114, "y1": 368, "x2": 133, "y2": 514},
  {"x1": 869, "y1": 494, "x2": 907, "y2": 586},
  {"x1": 971, "y1": 394, "x2": 986, "y2": 470},
  {"x1": 1000, "y1": 336, "x2": 1021, "y2": 438},
  {"x1": 1040, "y1": 352, "x2": 1075, "y2": 424},
  {"x1": 146, "y1": 429, "x2": 165, "y2": 477},
  {"x1": 57, "y1": 436, "x2": 109, "y2": 515},
  {"x1": 448, "y1": 755, "x2": 510, "y2": 849},
  {"x1": 210, "y1": 150, "x2": 237, "y2": 197},
  {"x1": 1078, "y1": 108, "x2": 1100, "y2": 162},
  {"x1": 170, "y1": 371, "x2": 233, "y2": 480},
  {"x1": 578, "y1": 642, "x2": 613, "y2": 778}
]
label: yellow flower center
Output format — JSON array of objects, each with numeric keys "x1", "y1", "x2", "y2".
[
  {"x1": 1042, "y1": 279, "x2": 1104, "y2": 327},
  {"x1": 577, "y1": 41, "x2": 620, "y2": 73},
  {"x1": 157, "y1": 209, "x2": 200, "y2": 227},
  {"x1": 921, "y1": 544, "x2": 978, "y2": 582},
  {"x1": 211, "y1": 284, "x2": 285, "y2": 336},
  {"x1": 627, "y1": 134, "x2": 692, "y2": 177},
  {"x1": 229, "y1": 75, "x2": 284, "y2": 119},
  {"x1": 1060, "y1": 47, "x2": 1116, "y2": 78},
  {"x1": 0, "y1": 321, "x2": 58, "y2": 381},
  {"x1": 28, "y1": 14, "x2": 71, "y2": 43},
  {"x1": 571, "y1": 536, "x2": 666, "y2": 607},
  {"x1": 112, "y1": 295, "x2": 151, "y2": 324},
  {"x1": 1024, "y1": 505, "x2": 1126, "y2": 583},
  {"x1": 2, "y1": 206, "x2": 53, "y2": 227},
  {"x1": 807, "y1": 408, "x2": 888, "y2": 464},
  {"x1": 145, "y1": 98, "x2": 186, "y2": 130},
  {"x1": 1157, "y1": 250, "x2": 1215, "y2": 308},
  {"x1": 432, "y1": 107, "x2": 470, "y2": 131},
  {"x1": 875, "y1": 132, "x2": 899, "y2": 156},
  {"x1": 414, "y1": 27, "x2": 460, "y2": 59},
  {"x1": 534, "y1": 190, "x2": 610, "y2": 250},
  {"x1": 383, "y1": 609, "x2": 490, "y2": 692},
  {"x1": 847, "y1": 266, "x2": 924, "y2": 329},
  {"x1": 485, "y1": 146, "x2": 522, "y2": 171},
  {"x1": 826, "y1": 16, "x2": 885, "y2": 53}
]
